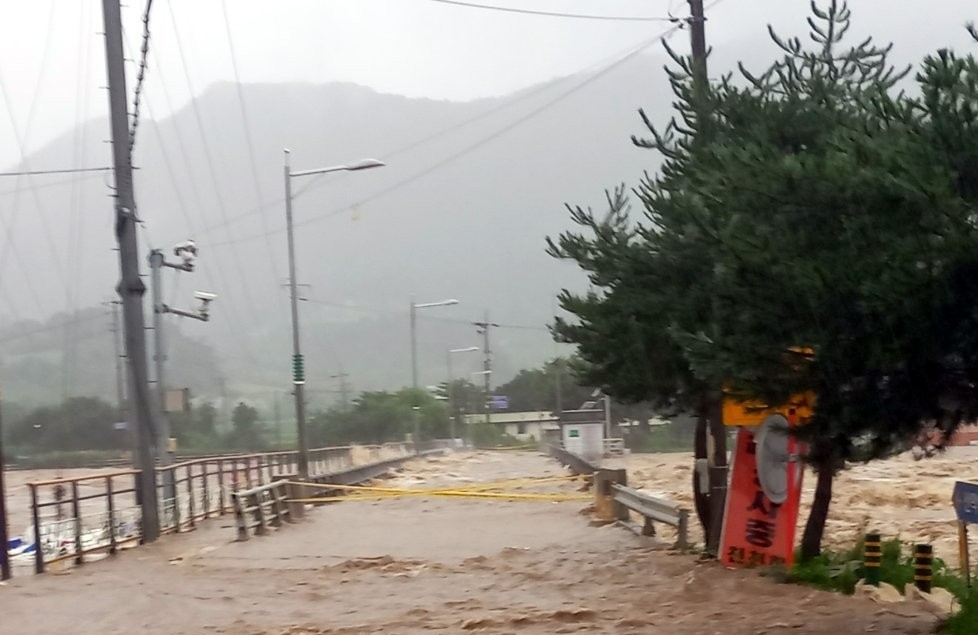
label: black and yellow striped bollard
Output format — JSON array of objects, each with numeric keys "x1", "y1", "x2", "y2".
[
  {"x1": 863, "y1": 533, "x2": 882, "y2": 586},
  {"x1": 914, "y1": 544, "x2": 933, "y2": 593}
]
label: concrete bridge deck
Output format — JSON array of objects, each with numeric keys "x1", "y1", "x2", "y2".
[{"x1": 0, "y1": 451, "x2": 937, "y2": 635}]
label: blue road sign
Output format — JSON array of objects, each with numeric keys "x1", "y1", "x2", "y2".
[
  {"x1": 952, "y1": 481, "x2": 978, "y2": 524},
  {"x1": 489, "y1": 395, "x2": 509, "y2": 410}
]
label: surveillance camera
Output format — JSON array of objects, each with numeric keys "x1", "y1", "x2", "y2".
[
  {"x1": 173, "y1": 239, "x2": 198, "y2": 268},
  {"x1": 193, "y1": 291, "x2": 216, "y2": 321},
  {"x1": 194, "y1": 291, "x2": 217, "y2": 302}
]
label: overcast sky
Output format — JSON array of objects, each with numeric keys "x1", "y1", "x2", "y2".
[{"x1": 0, "y1": 0, "x2": 976, "y2": 169}]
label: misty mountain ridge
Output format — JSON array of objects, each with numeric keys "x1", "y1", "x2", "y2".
[{"x1": 9, "y1": 24, "x2": 956, "y2": 407}]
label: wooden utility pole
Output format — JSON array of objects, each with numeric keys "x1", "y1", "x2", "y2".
[
  {"x1": 687, "y1": 0, "x2": 729, "y2": 557},
  {"x1": 101, "y1": 0, "x2": 160, "y2": 542}
]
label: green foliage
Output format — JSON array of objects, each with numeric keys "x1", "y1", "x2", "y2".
[
  {"x1": 940, "y1": 590, "x2": 978, "y2": 635},
  {"x1": 7, "y1": 396, "x2": 124, "y2": 452},
  {"x1": 308, "y1": 389, "x2": 449, "y2": 446},
  {"x1": 625, "y1": 422, "x2": 696, "y2": 453},
  {"x1": 548, "y1": 0, "x2": 978, "y2": 558},
  {"x1": 225, "y1": 401, "x2": 266, "y2": 450},
  {"x1": 170, "y1": 401, "x2": 221, "y2": 450},
  {"x1": 789, "y1": 536, "x2": 968, "y2": 603}
]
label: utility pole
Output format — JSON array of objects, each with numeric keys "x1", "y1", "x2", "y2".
[
  {"x1": 106, "y1": 299, "x2": 133, "y2": 460},
  {"x1": 330, "y1": 367, "x2": 350, "y2": 412},
  {"x1": 0, "y1": 388, "x2": 10, "y2": 581},
  {"x1": 474, "y1": 311, "x2": 499, "y2": 429},
  {"x1": 101, "y1": 0, "x2": 159, "y2": 542},
  {"x1": 148, "y1": 242, "x2": 209, "y2": 525},
  {"x1": 284, "y1": 149, "x2": 309, "y2": 479},
  {"x1": 687, "y1": 0, "x2": 728, "y2": 558}
]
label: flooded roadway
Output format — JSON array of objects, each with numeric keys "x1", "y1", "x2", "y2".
[{"x1": 0, "y1": 452, "x2": 939, "y2": 634}]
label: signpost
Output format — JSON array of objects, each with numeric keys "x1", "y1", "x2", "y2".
[
  {"x1": 489, "y1": 395, "x2": 509, "y2": 411},
  {"x1": 952, "y1": 480, "x2": 978, "y2": 585}
]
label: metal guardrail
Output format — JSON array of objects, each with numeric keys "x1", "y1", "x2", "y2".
[
  {"x1": 21, "y1": 442, "x2": 416, "y2": 574},
  {"x1": 230, "y1": 449, "x2": 445, "y2": 540},
  {"x1": 546, "y1": 444, "x2": 599, "y2": 475},
  {"x1": 611, "y1": 482, "x2": 689, "y2": 549}
]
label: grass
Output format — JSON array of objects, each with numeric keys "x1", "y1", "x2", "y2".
[{"x1": 787, "y1": 533, "x2": 978, "y2": 633}]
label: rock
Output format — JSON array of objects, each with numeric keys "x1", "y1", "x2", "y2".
[
  {"x1": 854, "y1": 579, "x2": 903, "y2": 603},
  {"x1": 904, "y1": 584, "x2": 959, "y2": 617}
]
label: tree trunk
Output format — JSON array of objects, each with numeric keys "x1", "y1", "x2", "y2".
[
  {"x1": 801, "y1": 458, "x2": 835, "y2": 561},
  {"x1": 706, "y1": 396, "x2": 729, "y2": 555},
  {"x1": 692, "y1": 413, "x2": 710, "y2": 538}
]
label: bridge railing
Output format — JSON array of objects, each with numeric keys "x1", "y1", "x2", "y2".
[{"x1": 21, "y1": 442, "x2": 415, "y2": 574}]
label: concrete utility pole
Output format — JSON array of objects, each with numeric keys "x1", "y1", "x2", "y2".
[
  {"x1": 473, "y1": 312, "x2": 499, "y2": 428},
  {"x1": 329, "y1": 368, "x2": 350, "y2": 412},
  {"x1": 106, "y1": 299, "x2": 133, "y2": 459},
  {"x1": 283, "y1": 149, "x2": 309, "y2": 479},
  {"x1": 101, "y1": 0, "x2": 159, "y2": 542},
  {"x1": 0, "y1": 388, "x2": 10, "y2": 581},
  {"x1": 687, "y1": 0, "x2": 729, "y2": 558}
]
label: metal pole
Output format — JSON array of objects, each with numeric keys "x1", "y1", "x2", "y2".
[
  {"x1": 482, "y1": 311, "x2": 491, "y2": 428},
  {"x1": 108, "y1": 300, "x2": 134, "y2": 463},
  {"x1": 447, "y1": 351, "x2": 455, "y2": 443},
  {"x1": 410, "y1": 299, "x2": 421, "y2": 451},
  {"x1": 101, "y1": 0, "x2": 159, "y2": 542},
  {"x1": 149, "y1": 250, "x2": 177, "y2": 521},
  {"x1": 0, "y1": 388, "x2": 11, "y2": 581},
  {"x1": 284, "y1": 149, "x2": 309, "y2": 479}
]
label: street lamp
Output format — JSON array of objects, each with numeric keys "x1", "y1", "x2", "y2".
[
  {"x1": 409, "y1": 297, "x2": 459, "y2": 451},
  {"x1": 447, "y1": 346, "x2": 480, "y2": 447},
  {"x1": 284, "y1": 149, "x2": 385, "y2": 478}
]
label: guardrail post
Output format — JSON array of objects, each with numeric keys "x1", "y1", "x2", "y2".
[
  {"x1": 71, "y1": 481, "x2": 83, "y2": 564},
  {"x1": 594, "y1": 469, "x2": 628, "y2": 523},
  {"x1": 218, "y1": 459, "x2": 226, "y2": 514},
  {"x1": 30, "y1": 483, "x2": 44, "y2": 574},
  {"x1": 200, "y1": 463, "x2": 208, "y2": 519},
  {"x1": 676, "y1": 509, "x2": 689, "y2": 550},
  {"x1": 106, "y1": 476, "x2": 117, "y2": 555},
  {"x1": 186, "y1": 465, "x2": 196, "y2": 529},
  {"x1": 287, "y1": 482, "x2": 307, "y2": 520},
  {"x1": 232, "y1": 492, "x2": 249, "y2": 541}
]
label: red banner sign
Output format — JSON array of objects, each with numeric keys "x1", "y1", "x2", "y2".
[{"x1": 719, "y1": 426, "x2": 803, "y2": 568}]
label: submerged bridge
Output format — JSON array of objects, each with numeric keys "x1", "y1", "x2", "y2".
[{"x1": 5, "y1": 441, "x2": 443, "y2": 575}]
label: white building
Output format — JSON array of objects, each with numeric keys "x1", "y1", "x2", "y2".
[{"x1": 463, "y1": 411, "x2": 560, "y2": 441}]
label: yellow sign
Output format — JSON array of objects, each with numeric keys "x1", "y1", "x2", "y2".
[{"x1": 722, "y1": 392, "x2": 815, "y2": 426}]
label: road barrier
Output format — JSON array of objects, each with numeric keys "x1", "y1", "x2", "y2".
[
  {"x1": 547, "y1": 444, "x2": 599, "y2": 476},
  {"x1": 594, "y1": 468, "x2": 689, "y2": 549},
  {"x1": 232, "y1": 480, "x2": 296, "y2": 541},
  {"x1": 545, "y1": 444, "x2": 689, "y2": 549}
]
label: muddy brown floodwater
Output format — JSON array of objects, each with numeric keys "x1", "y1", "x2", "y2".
[{"x1": 0, "y1": 452, "x2": 941, "y2": 634}]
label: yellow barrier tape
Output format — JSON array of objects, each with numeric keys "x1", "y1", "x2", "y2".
[
  {"x1": 287, "y1": 490, "x2": 591, "y2": 504},
  {"x1": 283, "y1": 473, "x2": 586, "y2": 495},
  {"x1": 482, "y1": 444, "x2": 539, "y2": 452}
]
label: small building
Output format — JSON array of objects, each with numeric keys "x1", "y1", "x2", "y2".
[{"x1": 463, "y1": 411, "x2": 559, "y2": 441}]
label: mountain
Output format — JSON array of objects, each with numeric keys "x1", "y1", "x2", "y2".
[{"x1": 0, "y1": 43, "x2": 690, "y2": 407}]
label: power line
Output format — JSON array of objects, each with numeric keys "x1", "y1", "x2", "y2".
[
  {"x1": 207, "y1": 20, "x2": 690, "y2": 249},
  {"x1": 128, "y1": 0, "x2": 155, "y2": 154},
  {"x1": 303, "y1": 297, "x2": 549, "y2": 332},
  {"x1": 219, "y1": 0, "x2": 284, "y2": 291},
  {"x1": 0, "y1": 166, "x2": 115, "y2": 177},
  {"x1": 424, "y1": 0, "x2": 680, "y2": 22}
]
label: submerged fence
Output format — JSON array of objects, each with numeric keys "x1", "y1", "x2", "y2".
[{"x1": 20, "y1": 442, "x2": 416, "y2": 574}]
